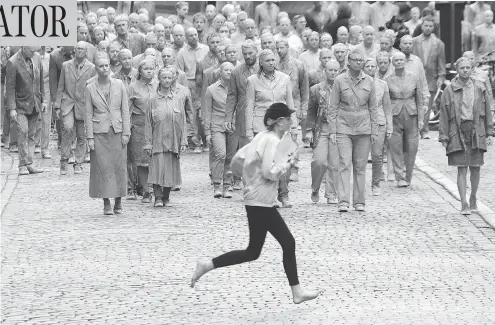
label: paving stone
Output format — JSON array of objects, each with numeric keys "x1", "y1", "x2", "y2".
[{"x1": 1, "y1": 136, "x2": 495, "y2": 324}]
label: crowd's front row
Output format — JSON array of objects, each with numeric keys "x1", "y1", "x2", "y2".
[{"x1": 5, "y1": 41, "x2": 494, "y2": 216}]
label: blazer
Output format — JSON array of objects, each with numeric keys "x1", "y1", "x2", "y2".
[
  {"x1": 277, "y1": 57, "x2": 309, "y2": 120},
  {"x1": 385, "y1": 71, "x2": 424, "y2": 122},
  {"x1": 55, "y1": 59, "x2": 96, "y2": 120},
  {"x1": 245, "y1": 71, "x2": 295, "y2": 137},
  {"x1": 412, "y1": 34, "x2": 446, "y2": 91},
  {"x1": 115, "y1": 33, "x2": 147, "y2": 57},
  {"x1": 5, "y1": 51, "x2": 46, "y2": 114},
  {"x1": 225, "y1": 63, "x2": 260, "y2": 137},
  {"x1": 438, "y1": 76, "x2": 494, "y2": 155},
  {"x1": 49, "y1": 48, "x2": 73, "y2": 103},
  {"x1": 307, "y1": 82, "x2": 333, "y2": 148},
  {"x1": 85, "y1": 78, "x2": 131, "y2": 138}
]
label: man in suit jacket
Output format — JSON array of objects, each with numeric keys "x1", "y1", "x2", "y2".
[
  {"x1": 6, "y1": 47, "x2": 47, "y2": 175},
  {"x1": 49, "y1": 46, "x2": 74, "y2": 150},
  {"x1": 225, "y1": 40, "x2": 259, "y2": 190},
  {"x1": 114, "y1": 14, "x2": 147, "y2": 57},
  {"x1": 412, "y1": 15, "x2": 446, "y2": 139},
  {"x1": 54, "y1": 42, "x2": 97, "y2": 175}
]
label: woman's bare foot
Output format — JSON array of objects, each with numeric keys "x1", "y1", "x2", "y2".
[
  {"x1": 291, "y1": 285, "x2": 320, "y2": 304},
  {"x1": 190, "y1": 259, "x2": 214, "y2": 288}
]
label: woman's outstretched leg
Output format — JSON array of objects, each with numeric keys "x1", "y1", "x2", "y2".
[
  {"x1": 190, "y1": 206, "x2": 267, "y2": 287},
  {"x1": 265, "y1": 207, "x2": 319, "y2": 304},
  {"x1": 457, "y1": 167, "x2": 469, "y2": 214}
]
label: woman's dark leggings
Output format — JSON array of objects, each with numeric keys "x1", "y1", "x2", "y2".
[{"x1": 212, "y1": 205, "x2": 299, "y2": 286}]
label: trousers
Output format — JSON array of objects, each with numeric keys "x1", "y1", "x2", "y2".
[
  {"x1": 211, "y1": 130, "x2": 238, "y2": 184},
  {"x1": 371, "y1": 125, "x2": 387, "y2": 187},
  {"x1": 35, "y1": 98, "x2": 51, "y2": 154},
  {"x1": 421, "y1": 91, "x2": 436, "y2": 134},
  {"x1": 311, "y1": 122, "x2": 339, "y2": 198},
  {"x1": 212, "y1": 205, "x2": 299, "y2": 286},
  {"x1": 336, "y1": 133, "x2": 371, "y2": 206},
  {"x1": 16, "y1": 110, "x2": 39, "y2": 167},
  {"x1": 61, "y1": 111, "x2": 87, "y2": 164},
  {"x1": 389, "y1": 108, "x2": 419, "y2": 183}
]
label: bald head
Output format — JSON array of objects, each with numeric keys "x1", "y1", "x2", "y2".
[
  {"x1": 326, "y1": 59, "x2": 340, "y2": 70},
  {"x1": 392, "y1": 51, "x2": 406, "y2": 66}
]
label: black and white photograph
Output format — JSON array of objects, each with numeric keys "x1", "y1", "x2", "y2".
[{"x1": 1, "y1": 0, "x2": 495, "y2": 323}]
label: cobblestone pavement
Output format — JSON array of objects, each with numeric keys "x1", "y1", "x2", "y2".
[
  {"x1": 2, "y1": 138, "x2": 495, "y2": 325},
  {"x1": 418, "y1": 130, "x2": 495, "y2": 212}
]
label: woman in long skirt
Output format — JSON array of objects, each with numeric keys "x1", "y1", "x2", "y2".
[
  {"x1": 438, "y1": 57, "x2": 494, "y2": 215},
  {"x1": 128, "y1": 59, "x2": 157, "y2": 203},
  {"x1": 190, "y1": 103, "x2": 319, "y2": 304},
  {"x1": 85, "y1": 51, "x2": 131, "y2": 215},
  {"x1": 144, "y1": 65, "x2": 191, "y2": 207}
]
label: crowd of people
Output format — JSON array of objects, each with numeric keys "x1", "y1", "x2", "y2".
[{"x1": 0, "y1": 1, "x2": 494, "y2": 216}]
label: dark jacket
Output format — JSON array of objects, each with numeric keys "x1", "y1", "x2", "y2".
[
  {"x1": 438, "y1": 76, "x2": 494, "y2": 155},
  {"x1": 49, "y1": 48, "x2": 73, "y2": 103},
  {"x1": 323, "y1": 18, "x2": 350, "y2": 43},
  {"x1": 5, "y1": 51, "x2": 46, "y2": 114}
]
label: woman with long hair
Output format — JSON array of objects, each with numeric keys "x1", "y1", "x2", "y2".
[
  {"x1": 190, "y1": 102, "x2": 319, "y2": 304},
  {"x1": 438, "y1": 57, "x2": 494, "y2": 214},
  {"x1": 144, "y1": 65, "x2": 193, "y2": 207},
  {"x1": 128, "y1": 59, "x2": 157, "y2": 203}
]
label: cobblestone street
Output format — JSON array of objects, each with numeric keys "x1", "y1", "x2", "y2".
[{"x1": 2, "y1": 136, "x2": 495, "y2": 325}]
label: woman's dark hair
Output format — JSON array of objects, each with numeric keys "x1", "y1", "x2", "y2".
[{"x1": 336, "y1": 3, "x2": 352, "y2": 20}]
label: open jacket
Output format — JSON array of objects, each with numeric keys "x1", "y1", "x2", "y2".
[
  {"x1": 438, "y1": 76, "x2": 494, "y2": 155},
  {"x1": 55, "y1": 58, "x2": 96, "y2": 120},
  {"x1": 412, "y1": 34, "x2": 446, "y2": 92},
  {"x1": 84, "y1": 78, "x2": 131, "y2": 138},
  {"x1": 6, "y1": 51, "x2": 46, "y2": 114},
  {"x1": 307, "y1": 81, "x2": 333, "y2": 148},
  {"x1": 277, "y1": 57, "x2": 309, "y2": 120}
]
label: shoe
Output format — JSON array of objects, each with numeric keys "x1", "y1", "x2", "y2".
[
  {"x1": 141, "y1": 192, "x2": 152, "y2": 203},
  {"x1": 469, "y1": 196, "x2": 478, "y2": 212},
  {"x1": 154, "y1": 198, "x2": 164, "y2": 207},
  {"x1": 289, "y1": 169, "x2": 299, "y2": 182},
  {"x1": 460, "y1": 203, "x2": 471, "y2": 215},
  {"x1": 326, "y1": 197, "x2": 338, "y2": 204},
  {"x1": 387, "y1": 174, "x2": 395, "y2": 182},
  {"x1": 355, "y1": 204, "x2": 365, "y2": 211},
  {"x1": 104, "y1": 202, "x2": 114, "y2": 215},
  {"x1": 213, "y1": 184, "x2": 223, "y2": 198},
  {"x1": 193, "y1": 147, "x2": 202, "y2": 154},
  {"x1": 1, "y1": 142, "x2": 4, "y2": 148},
  {"x1": 113, "y1": 199, "x2": 122, "y2": 214},
  {"x1": 73, "y1": 164, "x2": 83, "y2": 174},
  {"x1": 278, "y1": 196, "x2": 292, "y2": 208},
  {"x1": 222, "y1": 185, "x2": 233, "y2": 198},
  {"x1": 311, "y1": 189, "x2": 319, "y2": 203},
  {"x1": 60, "y1": 160, "x2": 68, "y2": 175},
  {"x1": 27, "y1": 166, "x2": 44, "y2": 174},
  {"x1": 9, "y1": 145, "x2": 18, "y2": 153},
  {"x1": 233, "y1": 180, "x2": 242, "y2": 190},
  {"x1": 372, "y1": 186, "x2": 381, "y2": 196},
  {"x1": 19, "y1": 166, "x2": 29, "y2": 175},
  {"x1": 171, "y1": 186, "x2": 180, "y2": 191},
  {"x1": 397, "y1": 180, "x2": 409, "y2": 187},
  {"x1": 203, "y1": 146, "x2": 210, "y2": 152},
  {"x1": 126, "y1": 190, "x2": 137, "y2": 200},
  {"x1": 338, "y1": 204, "x2": 349, "y2": 212},
  {"x1": 68, "y1": 156, "x2": 75, "y2": 164},
  {"x1": 421, "y1": 132, "x2": 430, "y2": 139},
  {"x1": 42, "y1": 153, "x2": 52, "y2": 159},
  {"x1": 303, "y1": 140, "x2": 310, "y2": 148},
  {"x1": 34, "y1": 146, "x2": 41, "y2": 154},
  {"x1": 84, "y1": 154, "x2": 90, "y2": 163}
]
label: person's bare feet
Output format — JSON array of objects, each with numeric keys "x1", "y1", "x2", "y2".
[
  {"x1": 190, "y1": 259, "x2": 214, "y2": 288},
  {"x1": 291, "y1": 285, "x2": 320, "y2": 304}
]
